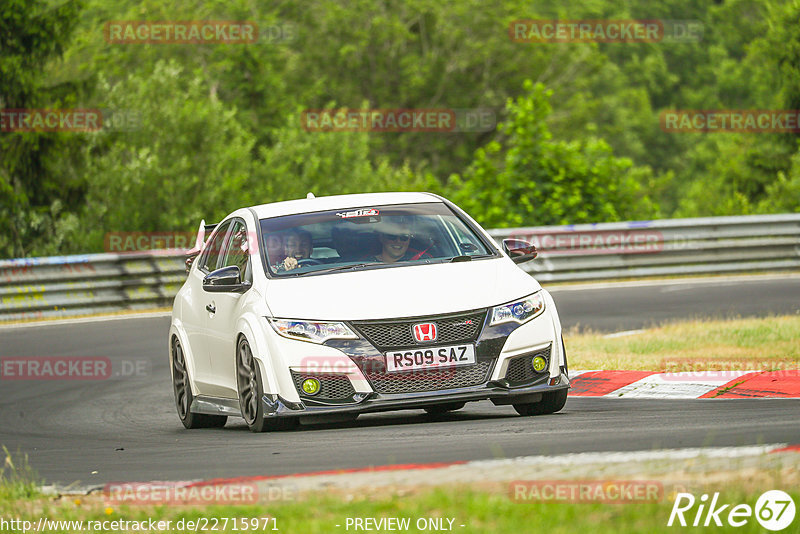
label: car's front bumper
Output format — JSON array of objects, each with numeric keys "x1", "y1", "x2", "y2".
[
  {"x1": 259, "y1": 291, "x2": 568, "y2": 419},
  {"x1": 262, "y1": 369, "x2": 570, "y2": 418}
]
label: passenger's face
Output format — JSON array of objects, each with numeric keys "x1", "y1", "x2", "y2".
[
  {"x1": 379, "y1": 230, "x2": 410, "y2": 262},
  {"x1": 284, "y1": 234, "x2": 311, "y2": 259}
]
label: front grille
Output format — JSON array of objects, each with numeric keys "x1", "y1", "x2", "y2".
[
  {"x1": 504, "y1": 345, "x2": 551, "y2": 386},
  {"x1": 365, "y1": 361, "x2": 492, "y2": 394},
  {"x1": 290, "y1": 371, "x2": 356, "y2": 402},
  {"x1": 351, "y1": 309, "x2": 487, "y2": 351}
]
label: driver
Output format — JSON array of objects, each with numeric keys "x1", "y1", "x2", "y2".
[{"x1": 275, "y1": 229, "x2": 312, "y2": 271}]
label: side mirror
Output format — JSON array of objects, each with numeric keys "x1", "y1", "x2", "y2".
[
  {"x1": 502, "y1": 239, "x2": 538, "y2": 264},
  {"x1": 203, "y1": 265, "x2": 251, "y2": 293}
]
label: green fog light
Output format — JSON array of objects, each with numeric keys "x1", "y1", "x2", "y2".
[
  {"x1": 532, "y1": 356, "x2": 548, "y2": 373},
  {"x1": 302, "y1": 378, "x2": 320, "y2": 395}
]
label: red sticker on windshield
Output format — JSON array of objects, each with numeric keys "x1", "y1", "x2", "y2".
[{"x1": 336, "y1": 208, "x2": 380, "y2": 219}]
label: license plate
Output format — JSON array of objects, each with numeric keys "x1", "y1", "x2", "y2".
[{"x1": 385, "y1": 344, "x2": 476, "y2": 372}]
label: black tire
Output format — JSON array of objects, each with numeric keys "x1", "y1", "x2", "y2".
[
  {"x1": 236, "y1": 336, "x2": 270, "y2": 433},
  {"x1": 513, "y1": 388, "x2": 568, "y2": 416},
  {"x1": 171, "y1": 337, "x2": 227, "y2": 429},
  {"x1": 423, "y1": 401, "x2": 466, "y2": 415}
]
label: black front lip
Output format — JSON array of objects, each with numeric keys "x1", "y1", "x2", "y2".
[{"x1": 262, "y1": 371, "x2": 570, "y2": 417}]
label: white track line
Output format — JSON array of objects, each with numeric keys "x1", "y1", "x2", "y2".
[
  {"x1": 0, "y1": 310, "x2": 171, "y2": 329},
  {"x1": 467, "y1": 444, "x2": 789, "y2": 469},
  {"x1": 545, "y1": 272, "x2": 800, "y2": 292}
]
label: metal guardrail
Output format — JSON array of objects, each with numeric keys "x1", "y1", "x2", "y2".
[
  {"x1": 1, "y1": 214, "x2": 799, "y2": 322},
  {"x1": 489, "y1": 213, "x2": 800, "y2": 282},
  {"x1": 0, "y1": 252, "x2": 185, "y2": 322}
]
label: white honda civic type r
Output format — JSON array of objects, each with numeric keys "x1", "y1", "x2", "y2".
[{"x1": 169, "y1": 192, "x2": 570, "y2": 432}]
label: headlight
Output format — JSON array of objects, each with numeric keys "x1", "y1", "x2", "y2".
[
  {"x1": 489, "y1": 292, "x2": 545, "y2": 326},
  {"x1": 268, "y1": 318, "x2": 358, "y2": 344}
]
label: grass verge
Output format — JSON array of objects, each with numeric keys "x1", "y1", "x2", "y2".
[
  {"x1": 0, "y1": 483, "x2": 797, "y2": 533},
  {"x1": 0, "y1": 447, "x2": 41, "y2": 501},
  {"x1": 565, "y1": 315, "x2": 800, "y2": 371}
]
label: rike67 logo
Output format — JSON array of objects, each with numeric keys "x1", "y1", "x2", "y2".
[{"x1": 668, "y1": 490, "x2": 796, "y2": 531}]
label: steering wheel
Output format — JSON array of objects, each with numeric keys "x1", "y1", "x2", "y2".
[{"x1": 298, "y1": 258, "x2": 323, "y2": 266}]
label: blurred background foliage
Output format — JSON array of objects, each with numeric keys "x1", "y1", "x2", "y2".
[{"x1": 1, "y1": 0, "x2": 799, "y2": 257}]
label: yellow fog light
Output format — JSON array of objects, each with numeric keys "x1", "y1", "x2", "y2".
[
  {"x1": 302, "y1": 378, "x2": 321, "y2": 395},
  {"x1": 532, "y1": 356, "x2": 548, "y2": 373}
]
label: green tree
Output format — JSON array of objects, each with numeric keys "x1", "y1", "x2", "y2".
[
  {"x1": 252, "y1": 107, "x2": 428, "y2": 203},
  {"x1": 64, "y1": 61, "x2": 256, "y2": 253},
  {"x1": 0, "y1": 0, "x2": 84, "y2": 257},
  {"x1": 447, "y1": 81, "x2": 658, "y2": 228}
]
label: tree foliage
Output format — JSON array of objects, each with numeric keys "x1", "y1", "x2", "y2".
[
  {"x1": 448, "y1": 81, "x2": 658, "y2": 227},
  {"x1": 1, "y1": 0, "x2": 800, "y2": 258},
  {"x1": 0, "y1": 0, "x2": 84, "y2": 257}
]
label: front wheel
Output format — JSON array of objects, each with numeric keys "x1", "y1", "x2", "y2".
[
  {"x1": 237, "y1": 336, "x2": 271, "y2": 433},
  {"x1": 513, "y1": 389, "x2": 568, "y2": 416},
  {"x1": 171, "y1": 337, "x2": 227, "y2": 429}
]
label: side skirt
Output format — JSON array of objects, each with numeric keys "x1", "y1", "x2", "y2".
[{"x1": 191, "y1": 395, "x2": 241, "y2": 416}]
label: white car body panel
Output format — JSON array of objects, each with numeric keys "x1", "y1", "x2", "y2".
[{"x1": 264, "y1": 258, "x2": 541, "y2": 321}]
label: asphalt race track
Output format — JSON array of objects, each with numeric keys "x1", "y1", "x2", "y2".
[{"x1": 1, "y1": 276, "x2": 798, "y2": 486}]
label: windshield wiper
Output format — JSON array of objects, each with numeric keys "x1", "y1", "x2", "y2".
[
  {"x1": 310, "y1": 262, "x2": 382, "y2": 274},
  {"x1": 274, "y1": 261, "x2": 381, "y2": 277},
  {"x1": 449, "y1": 254, "x2": 493, "y2": 262}
]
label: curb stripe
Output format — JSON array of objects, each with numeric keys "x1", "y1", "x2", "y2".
[
  {"x1": 120, "y1": 445, "x2": 792, "y2": 493},
  {"x1": 699, "y1": 372, "x2": 762, "y2": 398},
  {"x1": 608, "y1": 370, "x2": 753, "y2": 399},
  {"x1": 708, "y1": 370, "x2": 800, "y2": 398},
  {"x1": 771, "y1": 444, "x2": 800, "y2": 453},
  {"x1": 569, "y1": 370, "x2": 800, "y2": 399},
  {"x1": 189, "y1": 461, "x2": 469, "y2": 488},
  {"x1": 569, "y1": 370, "x2": 655, "y2": 396}
]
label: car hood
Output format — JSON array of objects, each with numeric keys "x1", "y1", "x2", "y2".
[{"x1": 264, "y1": 258, "x2": 542, "y2": 320}]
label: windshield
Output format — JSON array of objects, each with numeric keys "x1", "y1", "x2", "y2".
[{"x1": 259, "y1": 202, "x2": 495, "y2": 277}]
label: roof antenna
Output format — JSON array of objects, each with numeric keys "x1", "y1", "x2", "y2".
[{"x1": 306, "y1": 192, "x2": 315, "y2": 199}]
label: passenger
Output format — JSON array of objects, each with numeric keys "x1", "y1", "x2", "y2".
[
  {"x1": 375, "y1": 219, "x2": 430, "y2": 263},
  {"x1": 275, "y1": 229, "x2": 313, "y2": 271}
]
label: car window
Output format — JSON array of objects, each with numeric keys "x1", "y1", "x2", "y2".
[
  {"x1": 259, "y1": 202, "x2": 495, "y2": 277},
  {"x1": 444, "y1": 217, "x2": 485, "y2": 255},
  {"x1": 220, "y1": 220, "x2": 251, "y2": 282},
  {"x1": 198, "y1": 220, "x2": 232, "y2": 273}
]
